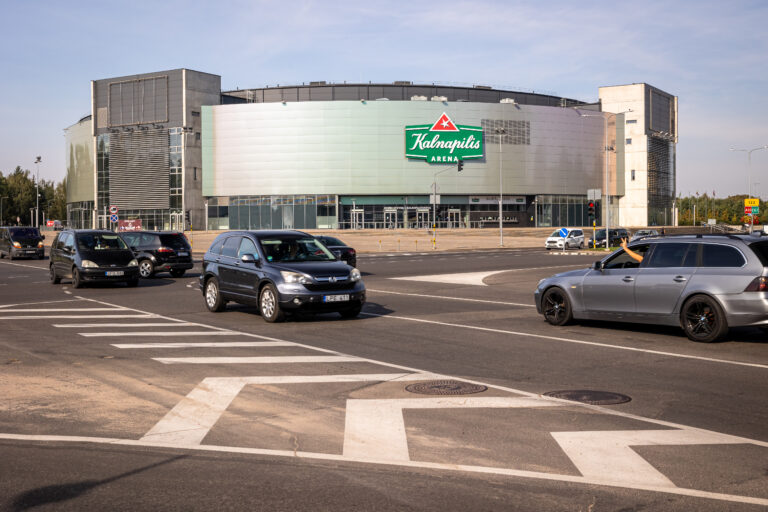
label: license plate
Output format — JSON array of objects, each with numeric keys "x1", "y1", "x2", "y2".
[
  {"x1": 105, "y1": 271, "x2": 124, "y2": 276},
  {"x1": 178, "y1": 252, "x2": 189, "y2": 256},
  {"x1": 323, "y1": 294, "x2": 349, "y2": 303}
]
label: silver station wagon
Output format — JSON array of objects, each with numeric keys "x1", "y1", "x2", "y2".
[{"x1": 534, "y1": 234, "x2": 768, "y2": 342}]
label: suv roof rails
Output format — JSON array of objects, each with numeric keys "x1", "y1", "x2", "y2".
[{"x1": 654, "y1": 233, "x2": 745, "y2": 240}]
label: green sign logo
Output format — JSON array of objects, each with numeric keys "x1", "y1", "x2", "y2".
[{"x1": 405, "y1": 113, "x2": 484, "y2": 163}]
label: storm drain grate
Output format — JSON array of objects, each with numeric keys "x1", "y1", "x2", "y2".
[
  {"x1": 405, "y1": 380, "x2": 487, "y2": 396},
  {"x1": 543, "y1": 390, "x2": 631, "y2": 405}
]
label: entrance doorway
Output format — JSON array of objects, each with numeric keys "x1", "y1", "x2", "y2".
[
  {"x1": 170, "y1": 212, "x2": 184, "y2": 231},
  {"x1": 447, "y1": 208, "x2": 461, "y2": 228},
  {"x1": 351, "y1": 208, "x2": 364, "y2": 230},
  {"x1": 416, "y1": 208, "x2": 430, "y2": 229},
  {"x1": 384, "y1": 208, "x2": 398, "y2": 229}
]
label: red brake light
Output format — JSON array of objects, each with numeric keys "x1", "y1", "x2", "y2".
[
  {"x1": 157, "y1": 247, "x2": 175, "y2": 254},
  {"x1": 348, "y1": 248, "x2": 356, "y2": 255},
  {"x1": 744, "y1": 276, "x2": 768, "y2": 292}
]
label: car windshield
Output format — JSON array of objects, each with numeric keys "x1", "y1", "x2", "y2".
[
  {"x1": 594, "y1": 229, "x2": 606, "y2": 238},
  {"x1": 9, "y1": 228, "x2": 40, "y2": 238},
  {"x1": 259, "y1": 236, "x2": 335, "y2": 262},
  {"x1": 76, "y1": 233, "x2": 128, "y2": 251},
  {"x1": 159, "y1": 234, "x2": 190, "y2": 250},
  {"x1": 550, "y1": 230, "x2": 564, "y2": 238}
]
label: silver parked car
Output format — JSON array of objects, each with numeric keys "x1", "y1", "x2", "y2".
[
  {"x1": 545, "y1": 228, "x2": 585, "y2": 250},
  {"x1": 534, "y1": 234, "x2": 768, "y2": 342},
  {"x1": 630, "y1": 229, "x2": 660, "y2": 241}
]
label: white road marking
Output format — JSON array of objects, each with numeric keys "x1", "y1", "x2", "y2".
[
  {"x1": 390, "y1": 265, "x2": 585, "y2": 286},
  {"x1": 360, "y1": 312, "x2": 768, "y2": 370},
  {"x1": 551, "y1": 429, "x2": 745, "y2": 488},
  {"x1": 343, "y1": 397, "x2": 564, "y2": 461},
  {"x1": 0, "y1": 261, "x2": 46, "y2": 270},
  {"x1": 0, "y1": 314, "x2": 156, "y2": 319},
  {"x1": 113, "y1": 341, "x2": 296, "y2": 349},
  {"x1": 55, "y1": 322, "x2": 193, "y2": 328},
  {"x1": 141, "y1": 373, "x2": 433, "y2": 445},
  {"x1": 0, "y1": 299, "x2": 81, "y2": 309},
  {"x1": 153, "y1": 356, "x2": 362, "y2": 365},
  {"x1": 0, "y1": 308, "x2": 125, "y2": 313},
  {"x1": 79, "y1": 331, "x2": 238, "y2": 337},
  {"x1": 368, "y1": 288, "x2": 535, "y2": 308},
  {"x1": 0, "y1": 433, "x2": 765, "y2": 506}
]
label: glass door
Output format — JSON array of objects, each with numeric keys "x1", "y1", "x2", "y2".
[{"x1": 351, "y1": 209, "x2": 364, "y2": 230}]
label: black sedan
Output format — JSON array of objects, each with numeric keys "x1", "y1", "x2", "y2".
[
  {"x1": 314, "y1": 235, "x2": 357, "y2": 267},
  {"x1": 200, "y1": 230, "x2": 365, "y2": 322}
]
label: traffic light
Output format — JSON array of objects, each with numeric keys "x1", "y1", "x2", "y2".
[
  {"x1": 457, "y1": 160, "x2": 463, "y2": 172},
  {"x1": 185, "y1": 210, "x2": 190, "y2": 223},
  {"x1": 587, "y1": 201, "x2": 595, "y2": 220}
]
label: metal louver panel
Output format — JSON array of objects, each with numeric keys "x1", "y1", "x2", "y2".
[{"x1": 109, "y1": 129, "x2": 170, "y2": 210}]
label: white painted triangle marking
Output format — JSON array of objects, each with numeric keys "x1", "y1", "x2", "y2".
[
  {"x1": 390, "y1": 271, "x2": 501, "y2": 286},
  {"x1": 79, "y1": 331, "x2": 238, "y2": 337},
  {"x1": 153, "y1": 356, "x2": 362, "y2": 364},
  {"x1": 551, "y1": 429, "x2": 744, "y2": 488},
  {"x1": 113, "y1": 341, "x2": 296, "y2": 349}
]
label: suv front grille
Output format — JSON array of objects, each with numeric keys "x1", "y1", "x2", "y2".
[{"x1": 304, "y1": 280, "x2": 355, "y2": 291}]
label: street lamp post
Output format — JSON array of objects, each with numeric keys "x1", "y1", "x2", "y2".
[
  {"x1": 495, "y1": 127, "x2": 506, "y2": 247},
  {"x1": 730, "y1": 145, "x2": 767, "y2": 233},
  {"x1": 577, "y1": 109, "x2": 631, "y2": 248},
  {"x1": 34, "y1": 156, "x2": 41, "y2": 228}
]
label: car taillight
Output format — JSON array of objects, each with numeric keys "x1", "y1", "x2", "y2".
[
  {"x1": 348, "y1": 248, "x2": 356, "y2": 255},
  {"x1": 157, "y1": 247, "x2": 175, "y2": 254},
  {"x1": 744, "y1": 276, "x2": 768, "y2": 292}
]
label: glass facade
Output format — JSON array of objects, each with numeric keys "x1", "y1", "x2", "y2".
[
  {"x1": 96, "y1": 134, "x2": 110, "y2": 215},
  {"x1": 66, "y1": 201, "x2": 94, "y2": 229},
  {"x1": 647, "y1": 137, "x2": 675, "y2": 226},
  {"x1": 208, "y1": 195, "x2": 337, "y2": 230},
  {"x1": 535, "y1": 195, "x2": 596, "y2": 228},
  {"x1": 169, "y1": 128, "x2": 183, "y2": 211}
]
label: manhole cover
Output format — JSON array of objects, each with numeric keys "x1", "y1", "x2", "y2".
[
  {"x1": 405, "y1": 380, "x2": 487, "y2": 395},
  {"x1": 543, "y1": 390, "x2": 631, "y2": 405}
]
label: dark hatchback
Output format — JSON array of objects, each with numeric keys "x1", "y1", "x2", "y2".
[
  {"x1": 119, "y1": 231, "x2": 193, "y2": 278},
  {"x1": 314, "y1": 235, "x2": 357, "y2": 267},
  {"x1": 200, "y1": 230, "x2": 365, "y2": 322},
  {"x1": 50, "y1": 229, "x2": 139, "y2": 288},
  {"x1": 0, "y1": 227, "x2": 45, "y2": 260}
]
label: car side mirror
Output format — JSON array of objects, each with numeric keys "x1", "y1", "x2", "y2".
[
  {"x1": 41, "y1": 235, "x2": 46, "y2": 240},
  {"x1": 593, "y1": 261, "x2": 604, "y2": 271},
  {"x1": 241, "y1": 253, "x2": 260, "y2": 266}
]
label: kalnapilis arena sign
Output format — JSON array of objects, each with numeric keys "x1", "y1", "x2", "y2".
[{"x1": 405, "y1": 113, "x2": 484, "y2": 163}]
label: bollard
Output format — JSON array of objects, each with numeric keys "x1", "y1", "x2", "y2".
[
  {"x1": 415, "y1": 240, "x2": 418, "y2": 250},
  {"x1": 398, "y1": 238, "x2": 400, "y2": 251},
  {"x1": 378, "y1": 239, "x2": 381, "y2": 251}
]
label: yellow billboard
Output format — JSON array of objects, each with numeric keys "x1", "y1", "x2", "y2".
[{"x1": 745, "y1": 198, "x2": 760, "y2": 207}]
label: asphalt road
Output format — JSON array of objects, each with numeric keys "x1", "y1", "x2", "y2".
[{"x1": 0, "y1": 249, "x2": 766, "y2": 511}]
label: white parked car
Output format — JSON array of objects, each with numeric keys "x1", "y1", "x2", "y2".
[{"x1": 545, "y1": 229, "x2": 585, "y2": 250}]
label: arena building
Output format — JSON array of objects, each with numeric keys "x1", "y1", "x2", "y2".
[{"x1": 65, "y1": 69, "x2": 677, "y2": 231}]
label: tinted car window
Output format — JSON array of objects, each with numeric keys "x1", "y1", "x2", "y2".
[
  {"x1": 159, "y1": 234, "x2": 189, "y2": 250},
  {"x1": 604, "y1": 244, "x2": 650, "y2": 269},
  {"x1": 238, "y1": 238, "x2": 258, "y2": 259},
  {"x1": 208, "y1": 238, "x2": 225, "y2": 255},
  {"x1": 76, "y1": 233, "x2": 128, "y2": 251},
  {"x1": 260, "y1": 236, "x2": 334, "y2": 262},
  {"x1": 319, "y1": 236, "x2": 346, "y2": 246},
  {"x1": 62, "y1": 233, "x2": 74, "y2": 250},
  {"x1": 121, "y1": 233, "x2": 139, "y2": 247},
  {"x1": 9, "y1": 227, "x2": 41, "y2": 238},
  {"x1": 221, "y1": 237, "x2": 240, "y2": 258},
  {"x1": 749, "y1": 241, "x2": 768, "y2": 266},
  {"x1": 647, "y1": 243, "x2": 691, "y2": 268},
  {"x1": 701, "y1": 244, "x2": 745, "y2": 267}
]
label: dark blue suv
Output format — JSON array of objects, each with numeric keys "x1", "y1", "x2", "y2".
[{"x1": 199, "y1": 230, "x2": 365, "y2": 322}]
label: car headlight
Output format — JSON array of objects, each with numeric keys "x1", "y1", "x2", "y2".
[
  {"x1": 12, "y1": 241, "x2": 21, "y2": 248},
  {"x1": 128, "y1": 259, "x2": 138, "y2": 267},
  {"x1": 350, "y1": 268, "x2": 361, "y2": 282},
  {"x1": 280, "y1": 270, "x2": 313, "y2": 284},
  {"x1": 81, "y1": 260, "x2": 99, "y2": 268},
  {"x1": 38, "y1": 241, "x2": 44, "y2": 248}
]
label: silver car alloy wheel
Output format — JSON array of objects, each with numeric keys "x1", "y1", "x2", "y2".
[
  {"x1": 205, "y1": 281, "x2": 218, "y2": 308},
  {"x1": 261, "y1": 288, "x2": 276, "y2": 318},
  {"x1": 139, "y1": 260, "x2": 153, "y2": 278}
]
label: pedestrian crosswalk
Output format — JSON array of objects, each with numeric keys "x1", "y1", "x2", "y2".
[{"x1": 2, "y1": 296, "x2": 767, "y2": 506}]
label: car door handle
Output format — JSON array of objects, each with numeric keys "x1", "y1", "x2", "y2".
[
  {"x1": 673, "y1": 276, "x2": 687, "y2": 282},
  {"x1": 622, "y1": 276, "x2": 634, "y2": 282}
]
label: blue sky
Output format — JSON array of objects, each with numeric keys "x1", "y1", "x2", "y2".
[{"x1": 1, "y1": 0, "x2": 766, "y2": 197}]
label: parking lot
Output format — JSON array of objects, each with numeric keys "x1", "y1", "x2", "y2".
[{"x1": 1, "y1": 246, "x2": 767, "y2": 510}]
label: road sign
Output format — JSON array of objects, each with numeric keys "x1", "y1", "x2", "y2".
[
  {"x1": 745, "y1": 198, "x2": 759, "y2": 207},
  {"x1": 752, "y1": 206, "x2": 759, "y2": 215},
  {"x1": 109, "y1": 205, "x2": 119, "y2": 214},
  {"x1": 745, "y1": 206, "x2": 752, "y2": 215},
  {"x1": 110, "y1": 214, "x2": 118, "y2": 223},
  {"x1": 587, "y1": 188, "x2": 601, "y2": 201},
  {"x1": 559, "y1": 228, "x2": 568, "y2": 237}
]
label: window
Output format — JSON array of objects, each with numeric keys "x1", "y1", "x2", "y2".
[
  {"x1": 701, "y1": 244, "x2": 745, "y2": 267},
  {"x1": 208, "y1": 238, "x2": 225, "y2": 255},
  {"x1": 194, "y1": 167, "x2": 197, "y2": 181},
  {"x1": 604, "y1": 244, "x2": 650, "y2": 269},
  {"x1": 647, "y1": 243, "x2": 693, "y2": 268},
  {"x1": 195, "y1": 132, "x2": 201, "y2": 142},
  {"x1": 221, "y1": 237, "x2": 240, "y2": 258},
  {"x1": 626, "y1": 119, "x2": 637, "y2": 124},
  {"x1": 191, "y1": 111, "x2": 200, "y2": 117},
  {"x1": 238, "y1": 238, "x2": 258, "y2": 259},
  {"x1": 626, "y1": 138, "x2": 632, "y2": 145},
  {"x1": 631, "y1": 170, "x2": 636, "y2": 181},
  {"x1": 750, "y1": 241, "x2": 768, "y2": 265}
]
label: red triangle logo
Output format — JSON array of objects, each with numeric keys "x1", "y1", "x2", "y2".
[{"x1": 429, "y1": 112, "x2": 459, "y2": 132}]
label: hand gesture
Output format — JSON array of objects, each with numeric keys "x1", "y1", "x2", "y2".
[{"x1": 620, "y1": 237, "x2": 628, "y2": 250}]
